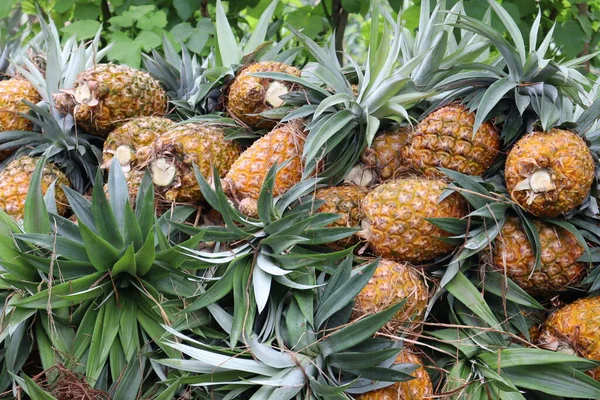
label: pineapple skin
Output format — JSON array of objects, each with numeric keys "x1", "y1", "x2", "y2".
[
  {"x1": 0, "y1": 156, "x2": 69, "y2": 220},
  {"x1": 491, "y1": 218, "x2": 585, "y2": 295},
  {"x1": 539, "y1": 296, "x2": 600, "y2": 380},
  {"x1": 55, "y1": 64, "x2": 167, "y2": 136},
  {"x1": 505, "y1": 129, "x2": 594, "y2": 217},
  {"x1": 153, "y1": 123, "x2": 240, "y2": 203},
  {"x1": 353, "y1": 259, "x2": 429, "y2": 335},
  {"x1": 356, "y1": 348, "x2": 434, "y2": 400},
  {"x1": 226, "y1": 61, "x2": 300, "y2": 129},
  {"x1": 102, "y1": 116, "x2": 174, "y2": 167},
  {"x1": 402, "y1": 104, "x2": 500, "y2": 178},
  {"x1": 361, "y1": 127, "x2": 411, "y2": 182},
  {"x1": 0, "y1": 79, "x2": 41, "y2": 159},
  {"x1": 224, "y1": 120, "x2": 306, "y2": 202},
  {"x1": 362, "y1": 178, "x2": 467, "y2": 262},
  {"x1": 314, "y1": 185, "x2": 368, "y2": 248}
]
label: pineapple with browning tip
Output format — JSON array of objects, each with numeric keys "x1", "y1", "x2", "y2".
[
  {"x1": 353, "y1": 259, "x2": 429, "y2": 335},
  {"x1": 226, "y1": 61, "x2": 300, "y2": 129},
  {"x1": 361, "y1": 127, "x2": 412, "y2": 183},
  {"x1": 54, "y1": 64, "x2": 168, "y2": 136},
  {"x1": 314, "y1": 185, "x2": 368, "y2": 248},
  {"x1": 402, "y1": 104, "x2": 500, "y2": 178},
  {"x1": 0, "y1": 156, "x2": 69, "y2": 220},
  {"x1": 101, "y1": 116, "x2": 174, "y2": 170},
  {"x1": 148, "y1": 122, "x2": 240, "y2": 204},
  {"x1": 539, "y1": 296, "x2": 600, "y2": 380},
  {"x1": 491, "y1": 218, "x2": 586, "y2": 295},
  {"x1": 505, "y1": 129, "x2": 594, "y2": 217},
  {"x1": 361, "y1": 178, "x2": 467, "y2": 262},
  {"x1": 356, "y1": 347, "x2": 434, "y2": 400},
  {"x1": 224, "y1": 120, "x2": 307, "y2": 215}
]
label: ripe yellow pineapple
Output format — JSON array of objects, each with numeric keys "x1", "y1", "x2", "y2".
[
  {"x1": 402, "y1": 104, "x2": 500, "y2": 178},
  {"x1": 314, "y1": 185, "x2": 368, "y2": 248},
  {"x1": 353, "y1": 259, "x2": 429, "y2": 335},
  {"x1": 490, "y1": 218, "x2": 586, "y2": 295},
  {"x1": 224, "y1": 120, "x2": 307, "y2": 215},
  {"x1": 361, "y1": 178, "x2": 467, "y2": 262},
  {"x1": 361, "y1": 127, "x2": 411, "y2": 182},
  {"x1": 101, "y1": 116, "x2": 174, "y2": 169},
  {"x1": 356, "y1": 347, "x2": 434, "y2": 400},
  {"x1": 505, "y1": 129, "x2": 594, "y2": 217},
  {"x1": 0, "y1": 156, "x2": 69, "y2": 220},
  {"x1": 539, "y1": 296, "x2": 600, "y2": 380},
  {"x1": 148, "y1": 122, "x2": 240, "y2": 204},
  {"x1": 54, "y1": 64, "x2": 168, "y2": 136},
  {"x1": 226, "y1": 61, "x2": 301, "y2": 129}
]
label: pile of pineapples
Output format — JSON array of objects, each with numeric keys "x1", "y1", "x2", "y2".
[{"x1": 0, "y1": 1, "x2": 599, "y2": 399}]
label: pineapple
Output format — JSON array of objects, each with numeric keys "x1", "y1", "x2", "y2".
[
  {"x1": 54, "y1": 64, "x2": 168, "y2": 136},
  {"x1": 402, "y1": 104, "x2": 500, "y2": 177},
  {"x1": 101, "y1": 116, "x2": 174, "y2": 170},
  {"x1": 505, "y1": 129, "x2": 594, "y2": 217},
  {"x1": 356, "y1": 347, "x2": 434, "y2": 400},
  {"x1": 361, "y1": 178, "x2": 467, "y2": 262},
  {"x1": 490, "y1": 217, "x2": 586, "y2": 295},
  {"x1": 0, "y1": 78, "x2": 41, "y2": 132},
  {"x1": 361, "y1": 127, "x2": 411, "y2": 183},
  {"x1": 314, "y1": 184, "x2": 368, "y2": 248},
  {"x1": 353, "y1": 259, "x2": 429, "y2": 335},
  {"x1": 539, "y1": 296, "x2": 600, "y2": 380},
  {"x1": 147, "y1": 122, "x2": 240, "y2": 204},
  {"x1": 226, "y1": 61, "x2": 300, "y2": 129},
  {"x1": 224, "y1": 120, "x2": 307, "y2": 215},
  {"x1": 0, "y1": 156, "x2": 69, "y2": 220}
]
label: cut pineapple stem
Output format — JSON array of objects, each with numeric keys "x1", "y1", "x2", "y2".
[
  {"x1": 115, "y1": 145, "x2": 133, "y2": 166},
  {"x1": 514, "y1": 169, "x2": 556, "y2": 193},
  {"x1": 151, "y1": 158, "x2": 176, "y2": 186},
  {"x1": 265, "y1": 81, "x2": 288, "y2": 108}
]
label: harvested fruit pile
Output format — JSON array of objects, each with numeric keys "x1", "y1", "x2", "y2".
[{"x1": 0, "y1": 1, "x2": 600, "y2": 399}]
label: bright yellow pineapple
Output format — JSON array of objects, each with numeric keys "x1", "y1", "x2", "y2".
[
  {"x1": 361, "y1": 178, "x2": 467, "y2": 262},
  {"x1": 0, "y1": 156, "x2": 69, "y2": 220},
  {"x1": 54, "y1": 64, "x2": 168, "y2": 136},
  {"x1": 505, "y1": 129, "x2": 594, "y2": 217},
  {"x1": 402, "y1": 104, "x2": 500, "y2": 178},
  {"x1": 226, "y1": 61, "x2": 301, "y2": 129}
]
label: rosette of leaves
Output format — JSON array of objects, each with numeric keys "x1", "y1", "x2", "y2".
[
  {"x1": 423, "y1": 294, "x2": 600, "y2": 399},
  {"x1": 433, "y1": 0, "x2": 598, "y2": 144},
  {"x1": 3, "y1": 157, "x2": 209, "y2": 394},
  {"x1": 157, "y1": 255, "x2": 420, "y2": 399},
  {"x1": 168, "y1": 164, "x2": 360, "y2": 348}
]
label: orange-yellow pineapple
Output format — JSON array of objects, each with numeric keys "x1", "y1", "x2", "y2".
[
  {"x1": 361, "y1": 127, "x2": 411, "y2": 182},
  {"x1": 505, "y1": 129, "x2": 594, "y2": 217},
  {"x1": 491, "y1": 218, "x2": 586, "y2": 295},
  {"x1": 354, "y1": 259, "x2": 429, "y2": 335},
  {"x1": 402, "y1": 104, "x2": 500, "y2": 178},
  {"x1": 361, "y1": 178, "x2": 467, "y2": 262},
  {"x1": 539, "y1": 296, "x2": 600, "y2": 380},
  {"x1": 148, "y1": 122, "x2": 240, "y2": 204},
  {"x1": 54, "y1": 64, "x2": 168, "y2": 136},
  {"x1": 356, "y1": 347, "x2": 434, "y2": 399},
  {"x1": 226, "y1": 61, "x2": 300, "y2": 129},
  {"x1": 0, "y1": 156, "x2": 69, "y2": 220},
  {"x1": 224, "y1": 120, "x2": 306, "y2": 215}
]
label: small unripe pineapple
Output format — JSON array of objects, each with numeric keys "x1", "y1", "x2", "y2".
[
  {"x1": 361, "y1": 178, "x2": 467, "y2": 262},
  {"x1": 505, "y1": 129, "x2": 594, "y2": 217},
  {"x1": 353, "y1": 259, "x2": 429, "y2": 335},
  {"x1": 490, "y1": 218, "x2": 586, "y2": 295},
  {"x1": 0, "y1": 156, "x2": 69, "y2": 220},
  {"x1": 402, "y1": 104, "x2": 500, "y2": 178},
  {"x1": 539, "y1": 296, "x2": 600, "y2": 380},
  {"x1": 361, "y1": 127, "x2": 411, "y2": 182},
  {"x1": 355, "y1": 347, "x2": 434, "y2": 400},
  {"x1": 226, "y1": 61, "x2": 301, "y2": 129}
]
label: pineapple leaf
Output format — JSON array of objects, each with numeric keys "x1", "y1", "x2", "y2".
[
  {"x1": 10, "y1": 373, "x2": 57, "y2": 400},
  {"x1": 23, "y1": 155, "x2": 50, "y2": 234},
  {"x1": 500, "y1": 365, "x2": 600, "y2": 398},
  {"x1": 183, "y1": 262, "x2": 236, "y2": 313},
  {"x1": 243, "y1": 0, "x2": 278, "y2": 55},
  {"x1": 481, "y1": 272, "x2": 543, "y2": 309},
  {"x1": 107, "y1": 158, "x2": 130, "y2": 236},
  {"x1": 445, "y1": 271, "x2": 500, "y2": 328},
  {"x1": 91, "y1": 171, "x2": 124, "y2": 248},
  {"x1": 214, "y1": 0, "x2": 242, "y2": 67},
  {"x1": 78, "y1": 222, "x2": 120, "y2": 271}
]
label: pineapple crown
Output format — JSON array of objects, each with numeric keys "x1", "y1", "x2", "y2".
[
  {"x1": 3, "y1": 158, "x2": 206, "y2": 390},
  {"x1": 432, "y1": 0, "x2": 597, "y2": 142},
  {"x1": 158, "y1": 255, "x2": 418, "y2": 399}
]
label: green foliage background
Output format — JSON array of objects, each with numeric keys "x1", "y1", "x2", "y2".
[{"x1": 1, "y1": 0, "x2": 599, "y2": 69}]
